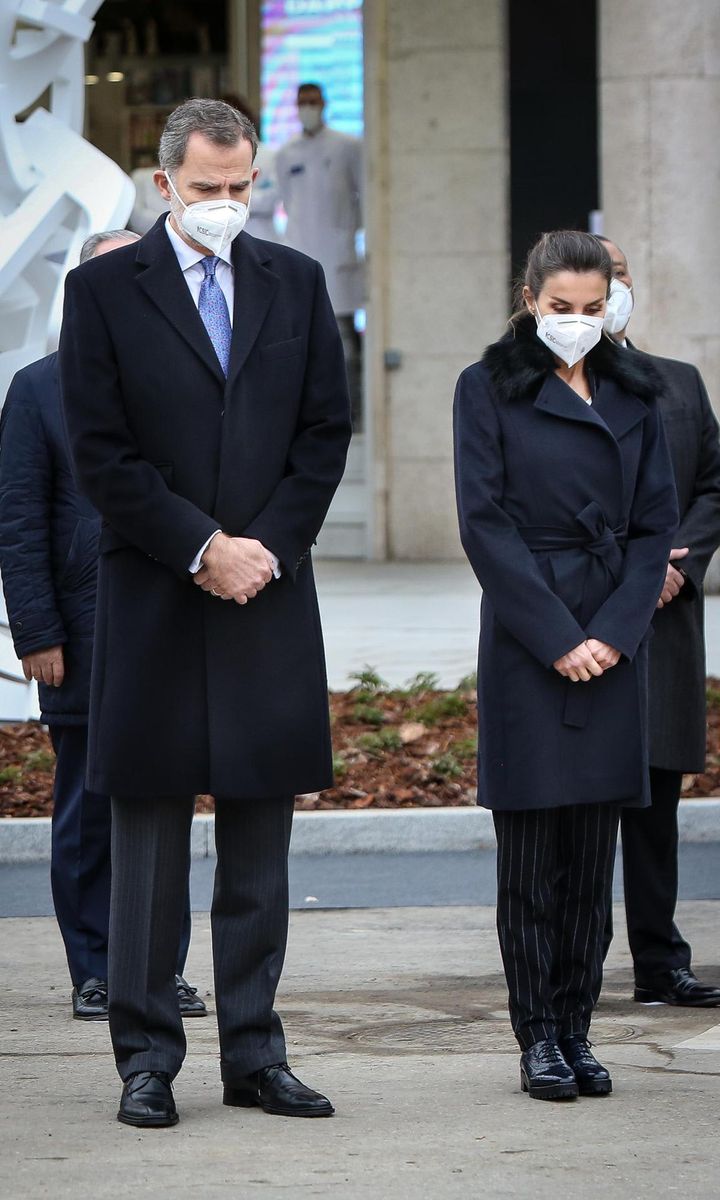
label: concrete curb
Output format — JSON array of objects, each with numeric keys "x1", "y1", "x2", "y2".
[{"x1": 1, "y1": 800, "x2": 720, "y2": 863}]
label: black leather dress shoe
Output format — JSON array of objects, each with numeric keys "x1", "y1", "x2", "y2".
[
  {"x1": 560, "y1": 1036, "x2": 612, "y2": 1096},
  {"x1": 118, "y1": 1071, "x2": 178, "y2": 1128},
  {"x1": 223, "y1": 1063, "x2": 334, "y2": 1117},
  {"x1": 520, "y1": 1039, "x2": 578, "y2": 1101},
  {"x1": 634, "y1": 968, "x2": 720, "y2": 1007},
  {"x1": 71, "y1": 978, "x2": 108, "y2": 1021},
  {"x1": 175, "y1": 975, "x2": 208, "y2": 1017}
]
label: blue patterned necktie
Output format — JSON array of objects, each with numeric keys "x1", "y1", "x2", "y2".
[{"x1": 198, "y1": 255, "x2": 232, "y2": 376}]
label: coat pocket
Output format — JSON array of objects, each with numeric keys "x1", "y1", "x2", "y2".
[
  {"x1": 259, "y1": 336, "x2": 303, "y2": 361},
  {"x1": 58, "y1": 517, "x2": 100, "y2": 590}
]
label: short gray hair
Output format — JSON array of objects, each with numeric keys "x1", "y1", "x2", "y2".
[
  {"x1": 79, "y1": 229, "x2": 139, "y2": 264},
  {"x1": 158, "y1": 98, "x2": 258, "y2": 173}
]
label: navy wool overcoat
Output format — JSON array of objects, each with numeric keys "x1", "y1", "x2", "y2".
[
  {"x1": 453, "y1": 316, "x2": 679, "y2": 812},
  {"x1": 59, "y1": 220, "x2": 351, "y2": 799}
]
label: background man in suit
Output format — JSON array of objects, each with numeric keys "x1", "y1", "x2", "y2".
[
  {"x1": 0, "y1": 230, "x2": 205, "y2": 1023},
  {"x1": 59, "y1": 99, "x2": 351, "y2": 1129},
  {"x1": 600, "y1": 236, "x2": 720, "y2": 1007}
]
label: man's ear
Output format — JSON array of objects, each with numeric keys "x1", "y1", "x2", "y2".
[{"x1": 154, "y1": 170, "x2": 172, "y2": 201}]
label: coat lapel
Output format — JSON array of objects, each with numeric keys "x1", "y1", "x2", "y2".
[
  {"x1": 135, "y1": 218, "x2": 226, "y2": 385},
  {"x1": 592, "y1": 375, "x2": 649, "y2": 440},
  {"x1": 533, "y1": 373, "x2": 610, "y2": 434},
  {"x1": 226, "y1": 233, "x2": 280, "y2": 388}
]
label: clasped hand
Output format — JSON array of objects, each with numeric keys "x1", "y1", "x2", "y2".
[
  {"x1": 193, "y1": 533, "x2": 273, "y2": 605},
  {"x1": 553, "y1": 639, "x2": 621, "y2": 683}
]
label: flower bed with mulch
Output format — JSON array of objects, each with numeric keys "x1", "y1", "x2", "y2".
[{"x1": 2, "y1": 668, "x2": 720, "y2": 817}]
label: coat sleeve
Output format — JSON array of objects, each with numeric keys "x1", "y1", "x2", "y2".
[
  {"x1": 585, "y1": 400, "x2": 678, "y2": 659},
  {"x1": 0, "y1": 373, "x2": 67, "y2": 658},
  {"x1": 59, "y1": 267, "x2": 219, "y2": 577},
  {"x1": 241, "y1": 261, "x2": 352, "y2": 580},
  {"x1": 453, "y1": 367, "x2": 586, "y2": 667},
  {"x1": 673, "y1": 368, "x2": 720, "y2": 597}
]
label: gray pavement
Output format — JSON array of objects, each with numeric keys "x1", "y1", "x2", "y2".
[
  {"x1": 2, "y1": 902, "x2": 720, "y2": 1199},
  {"x1": 314, "y1": 559, "x2": 720, "y2": 687},
  {"x1": 2, "y1": 842, "x2": 720, "y2": 917}
]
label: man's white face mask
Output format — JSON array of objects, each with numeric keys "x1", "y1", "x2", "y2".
[
  {"x1": 166, "y1": 173, "x2": 250, "y2": 255},
  {"x1": 603, "y1": 278, "x2": 634, "y2": 336},
  {"x1": 298, "y1": 104, "x2": 323, "y2": 134},
  {"x1": 534, "y1": 308, "x2": 605, "y2": 369}
]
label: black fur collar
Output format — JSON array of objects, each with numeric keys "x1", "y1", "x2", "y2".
[{"x1": 482, "y1": 312, "x2": 666, "y2": 404}]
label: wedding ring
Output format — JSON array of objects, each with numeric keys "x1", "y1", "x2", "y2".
[{"x1": 210, "y1": 588, "x2": 220, "y2": 597}]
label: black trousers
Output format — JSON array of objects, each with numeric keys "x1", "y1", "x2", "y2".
[
  {"x1": 493, "y1": 803, "x2": 620, "y2": 1050},
  {"x1": 108, "y1": 793, "x2": 294, "y2": 1082},
  {"x1": 49, "y1": 726, "x2": 192, "y2": 988},
  {"x1": 614, "y1": 767, "x2": 691, "y2": 981}
]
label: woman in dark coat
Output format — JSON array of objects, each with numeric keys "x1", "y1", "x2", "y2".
[{"x1": 453, "y1": 231, "x2": 678, "y2": 1101}]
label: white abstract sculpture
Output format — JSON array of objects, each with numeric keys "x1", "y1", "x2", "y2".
[
  {"x1": 0, "y1": 0, "x2": 134, "y2": 719},
  {"x1": 0, "y1": 0, "x2": 134, "y2": 402}
]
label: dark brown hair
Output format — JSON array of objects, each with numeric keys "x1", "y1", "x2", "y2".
[{"x1": 511, "y1": 230, "x2": 612, "y2": 322}]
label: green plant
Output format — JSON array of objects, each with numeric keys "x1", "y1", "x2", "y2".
[
  {"x1": 332, "y1": 753, "x2": 348, "y2": 780},
  {"x1": 707, "y1": 686, "x2": 720, "y2": 709},
  {"x1": 430, "y1": 752, "x2": 463, "y2": 779},
  {"x1": 356, "y1": 729, "x2": 402, "y2": 757},
  {"x1": 352, "y1": 702, "x2": 385, "y2": 726},
  {"x1": 22, "y1": 749, "x2": 56, "y2": 774},
  {"x1": 403, "y1": 671, "x2": 440, "y2": 695},
  {"x1": 456, "y1": 672, "x2": 477, "y2": 693},
  {"x1": 452, "y1": 737, "x2": 477, "y2": 761},
  {"x1": 0, "y1": 765, "x2": 22, "y2": 784},
  {"x1": 348, "y1": 665, "x2": 388, "y2": 695},
  {"x1": 413, "y1": 692, "x2": 468, "y2": 726}
]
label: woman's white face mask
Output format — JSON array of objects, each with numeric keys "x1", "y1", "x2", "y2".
[
  {"x1": 165, "y1": 173, "x2": 250, "y2": 255},
  {"x1": 534, "y1": 307, "x2": 605, "y2": 368}
]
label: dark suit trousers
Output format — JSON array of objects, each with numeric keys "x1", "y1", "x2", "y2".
[
  {"x1": 493, "y1": 803, "x2": 620, "y2": 1050},
  {"x1": 108, "y1": 793, "x2": 294, "y2": 1082},
  {"x1": 619, "y1": 767, "x2": 691, "y2": 981},
  {"x1": 49, "y1": 727, "x2": 192, "y2": 989}
]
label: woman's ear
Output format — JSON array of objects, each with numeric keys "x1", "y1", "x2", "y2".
[{"x1": 522, "y1": 285, "x2": 536, "y2": 317}]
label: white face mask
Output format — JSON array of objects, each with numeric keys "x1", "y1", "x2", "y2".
[
  {"x1": 165, "y1": 173, "x2": 250, "y2": 255},
  {"x1": 298, "y1": 104, "x2": 323, "y2": 134},
  {"x1": 534, "y1": 307, "x2": 604, "y2": 368},
  {"x1": 603, "y1": 277, "x2": 634, "y2": 336}
]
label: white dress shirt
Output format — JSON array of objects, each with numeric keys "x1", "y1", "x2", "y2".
[{"x1": 164, "y1": 218, "x2": 280, "y2": 579}]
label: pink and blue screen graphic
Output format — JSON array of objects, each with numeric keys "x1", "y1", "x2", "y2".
[{"x1": 260, "y1": 1, "x2": 364, "y2": 148}]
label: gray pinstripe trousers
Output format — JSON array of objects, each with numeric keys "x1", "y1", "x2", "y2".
[
  {"x1": 108, "y1": 793, "x2": 294, "y2": 1083},
  {"x1": 493, "y1": 803, "x2": 620, "y2": 1050}
]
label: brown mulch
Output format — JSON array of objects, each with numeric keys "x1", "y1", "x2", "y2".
[{"x1": 2, "y1": 671, "x2": 720, "y2": 817}]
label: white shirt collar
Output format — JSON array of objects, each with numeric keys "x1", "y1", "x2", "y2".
[{"x1": 164, "y1": 216, "x2": 234, "y2": 272}]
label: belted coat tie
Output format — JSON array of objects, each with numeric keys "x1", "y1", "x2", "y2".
[{"x1": 453, "y1": 316, "x2": 679, "y2": 812}]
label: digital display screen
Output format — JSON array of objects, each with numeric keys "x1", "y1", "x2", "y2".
[{"x1": 260, "y1": 0, "x2": 364, "y2": 147}]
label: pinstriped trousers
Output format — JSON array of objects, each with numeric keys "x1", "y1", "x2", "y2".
[
  {"x1": 493, "y1": 803, "x2": 620, "y2": 1050},
  {"x1": 108, "y1": 793, "x2": 294, "y2": 1083}
]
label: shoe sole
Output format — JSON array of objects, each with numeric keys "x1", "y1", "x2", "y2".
[
  {"x1": 634, "y1": 991, "x2": 720, "y2": 1008},
  {"x1": 223, "y1": 1091, "x2": 334, "y2": 1117},
  {"x1": 520, "y1": 1073, "x2": 578, "y2": 1101},
  {"x1": 179, "y1": 1009, "x2": 209, "y2": 1018},
  {"x1": 577, "y1": 1079, "x2": 612, "y2": 1096},
  {"x1": 117, "y1": 1111, "x2": 179, "y2": 1128},
  {"x1": 72, "y1": 1012, "x2": 109, "y2": 1022}
]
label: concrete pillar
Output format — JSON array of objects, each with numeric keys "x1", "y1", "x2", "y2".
[
  {"x1": 364, "y1": 0, "x2": 508, "y2": 559},
  {"x1": 600, "y1": 0, "x2": 720, "y2": 403}
]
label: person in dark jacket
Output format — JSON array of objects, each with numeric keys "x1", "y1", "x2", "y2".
[
  {"x1": 59, "y1": 101, "x2": 351, "y2": 1129},
  {"x1": 454, "y1": 231, "x2": 678, "y2": 1101},
  {"x1": 599, "y1": 236, "x2": 720, "y2": 1007},
  {"x1": 0, "y1": 230, "x2": 205, "y2": 1023}
]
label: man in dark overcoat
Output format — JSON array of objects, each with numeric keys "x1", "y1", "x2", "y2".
[
  {"x1": 59, "y1": 100, "x2": 351, "y2": 1128},
  {"x1": 600, "y1": 237, "x2": 720, "y2": 1007},
  {"x1": 0, "y1": 231, "x2": 203, "y2": 1023}
]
